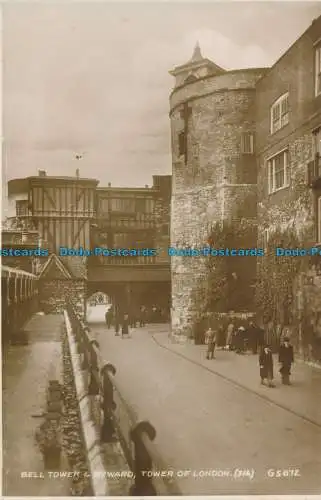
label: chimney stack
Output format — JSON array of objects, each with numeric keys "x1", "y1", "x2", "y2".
[
  {"x1": 38, "y1": 170, "x2": 46, "y2": 177},
  {"x1": 76, "y1": 168, "x2": 80, "y2": 178},
  {"x1": 108, "y1": 182, "x2": 111, "y2": 187}
]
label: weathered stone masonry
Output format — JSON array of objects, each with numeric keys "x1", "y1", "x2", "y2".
[
  {"x1": 256, "y1": 15, "x2": 321, "y2": 360},
  {"x1": 169, "y1": 45, "x2": 266, "y2": 336}
]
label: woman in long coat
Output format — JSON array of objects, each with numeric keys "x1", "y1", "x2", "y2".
[{"x1": 259, "y1": 345, "x2": 275, "y2": 387}]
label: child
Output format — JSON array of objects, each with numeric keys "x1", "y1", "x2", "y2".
[{"x1": 259, "y1": 345, "x2": 275, "y2": 387}]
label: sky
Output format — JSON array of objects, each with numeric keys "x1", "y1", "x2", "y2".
[{"x1": 2, "y1": 1, "x2": 321, "y2": 188}]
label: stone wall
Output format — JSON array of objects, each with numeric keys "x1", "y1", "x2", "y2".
[
  {"x1": 39, "y1": 279, "x2": 86, "y2": 317},
  {"x1": 170, "y1": 70, "x2": 262, "y2": 337},
  {"x1": 62, "y1": 322, "x2": 92, "y2": 495}
]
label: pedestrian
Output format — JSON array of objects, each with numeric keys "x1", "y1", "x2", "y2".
[
  {"x1": 130, "y1": 309, "x2": 136, "y2": 328},
  {"x1": 139, "y1": 305, "x2": 146, "y2": 327},
  {"x1": 278, "y1": 336, "x2": 294, "y2": 385},
  {"x1": 115, "y1": 310, "x2": 120, "y2": 336},
  {"x1": 259, "y1": 345, "x2": 275, "y2": 387},
  {"x1": 105, "y1": 308, "x2": 113, "y2": 329},
  {"x1": 248, "y1": 321, "x2": 265, "y2": 354},
  {"x1": 205, "y1": 327, "x2": 217, "y2": 360},
  {"x1": 226, "y1": 322, "x2": 234, "y2": 350},
  {"x1": 122, "y1": 313, "x2": 130, "y2": 338},
  {"x1": 235, "y1": 326, "x2": 245, "y2": 353}
]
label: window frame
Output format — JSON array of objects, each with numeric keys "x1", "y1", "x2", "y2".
[
  {"x1": 270, "y1": 93, "x2": 289, "y2": 134},
  {"x1": 241, "y1": 132, "x2": 254, "y2": 154},
  {"x1": 16, "y1": 199, "x2": 29, "y2": 217},
  {"x1": 267, "y1": 148, "x2": 290, "y2": 194},
  {"x1": 315, "y1": 43, "x2": 321, "y2": 97}
]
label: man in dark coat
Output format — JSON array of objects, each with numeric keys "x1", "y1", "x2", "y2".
[
  {"x1": 114, "y1": 310, "x2": 120, "y2": 336},
  {"x1": 248, "y1": 321, "x2": 265, "y2": 354},
  {"x1": 139, "y1": 306, "x2": 146, "y2": 327},
  {"x1": 122, "y1": 313, "x2": 130, "y2": 338},
  {"x1": 279, "y1": 337, "x2": 294, "y2": 384},
  {"x1": 259, "y1": 345, "x2": 275, "y2": 387}
]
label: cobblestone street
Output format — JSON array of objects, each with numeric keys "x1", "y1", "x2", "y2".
[{"x1": 89, "y1": 308, "x2": 321, "y2": 496}]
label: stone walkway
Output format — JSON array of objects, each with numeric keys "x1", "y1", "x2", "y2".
[{"x1": 2, "y1": 314, "x2": 72, "y2": 497}]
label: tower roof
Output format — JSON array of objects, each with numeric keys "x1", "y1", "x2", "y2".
[
  {"x1": 169, "y1": 42, "x2": 225, "y2": 77},
  {"x1": 189, "y1": 41, "x2": 203, "y2": 63}
]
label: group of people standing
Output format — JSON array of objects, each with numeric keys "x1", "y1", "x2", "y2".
[
  {"x1": 205, "y1": 321, "x2": 294, "y2": 387},
  {"x1": 105, "y1": 305, "x2": 149, "y2": 338}
]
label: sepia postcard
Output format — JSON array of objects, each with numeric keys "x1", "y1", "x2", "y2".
[{"x1": 1, "y1": 1, "x2": 321, "y2": 499}]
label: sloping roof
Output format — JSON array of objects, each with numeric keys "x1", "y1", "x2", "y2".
[
  {"x1": 63, "y1": 255, "x2": 88, "y2": 279},
  {"x1": 38, "y1": 254, "x2": 72, "y2": 280}
]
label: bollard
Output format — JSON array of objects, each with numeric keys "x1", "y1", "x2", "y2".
[
  {"x1": 100, "y1": 363, "x2": 117, "y2": 443},
  {"x1": 129, "y1": 421, "x2": 157, "y2": 496}
]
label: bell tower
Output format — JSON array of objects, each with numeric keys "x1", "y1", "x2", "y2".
[{"x1": 169, "y1": 42, "x2": 225, "y2": 88}]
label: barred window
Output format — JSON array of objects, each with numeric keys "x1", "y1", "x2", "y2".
[
  {"x1": 241, "y1": 133, "x2": 254, "y2": 154},
  {"x1": 270, "y1": 93, "x2": 289, "y2": 134}
]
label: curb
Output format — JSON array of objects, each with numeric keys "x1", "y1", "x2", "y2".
[
  {"x1": 151, "y1": 333, "x2": 321, "y2": 429},
  {"x1": 64, "y1": 311, "x2": 109, "y2": 496}
]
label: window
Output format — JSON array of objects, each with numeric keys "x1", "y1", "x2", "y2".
[
  {"x1": 111, "y1": 198, "x2": 135, "y2": 212},
  {"x1": 135, "y1": 198, "x2": 146, "y2": 213},
  {"x1": 317, "y1": 196, "x2": 321, "y2": 243},
  {"x1": 16, "y1": 200, "x2": 28, "y2": 217},
  {"x1": 241, "y1": 133, "x2": 254, "y2": 154},
  {"x1": 270, "y1": 93, "x2": 289, "y2": 134},
  {"x1": 178, "y1": 131, "x2": 185, "y2": 157},
  {"x1": 268, "y1": 150, "x2": 289, "y2": 193},
  {"x1": 315, "y1": 44, "x2": 321, "y2": 97}
]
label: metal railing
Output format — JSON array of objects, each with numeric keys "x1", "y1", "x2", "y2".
[{"x1": 66, "y1": 303, "x2": 181, "y2": 496}]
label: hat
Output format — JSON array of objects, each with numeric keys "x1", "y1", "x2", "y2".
[{"x1": 238, "y1": 326, "x2": 245, "y2": 331}]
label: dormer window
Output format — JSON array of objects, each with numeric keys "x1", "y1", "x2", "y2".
[{"x1": 270, "y1": 93, "x2": 289, "y2": 134}]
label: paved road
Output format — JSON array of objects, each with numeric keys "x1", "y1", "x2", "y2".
[
  {"x1": 88, "y1": 307, "x2": 321, "y2": 496},
  {"x1": 2, "y1": 314, "x2": 71, "y2": 497}
]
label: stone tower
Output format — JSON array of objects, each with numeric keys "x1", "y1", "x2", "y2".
[{"x1": 169, "y1": 43, "x2": 268, "y2": 338}]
